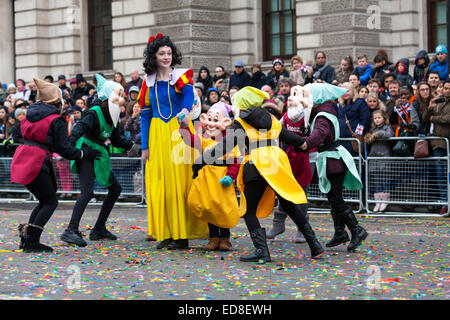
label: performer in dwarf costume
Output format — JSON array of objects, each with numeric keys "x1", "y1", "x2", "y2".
[
  {"x1": 177, "y1": 102, "x2": 240, "y2": 251},
  {"x1": 10, "y1": 78, "x2": 100, "y2": 253},
  {"x1": 139, "y1": 33, "x2": 207, "y2": 250},
  {"x1": 60, "y1": 74, "x2": 134, "y2": 247},
  {"x1": 267, "y1": 85, "x2": 317, "y2": 243},
  {"x1": 193, "y1": 87, "x2": 324, "y2": 262},
  {"x1": 298, "y1": 83, "x2": 368, "y2": 252}
]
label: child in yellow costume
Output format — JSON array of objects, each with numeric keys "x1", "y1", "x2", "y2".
[
  {"x1": 178, "y1": 102, "x2": 240, "y2": 251},
  {"x1": 193, "y1": 87, "x2": 324, "y2": 262}
]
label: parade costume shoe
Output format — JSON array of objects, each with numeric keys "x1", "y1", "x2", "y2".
[
  {"x1": 325, "y1": 210, "x2": 350, "y2": 247},
  {"x1": 266, "y1": 211, "x2": 286, "y2": 239},
  {"x1": 61, "y1": 228, "x2": 88, "y2": 247},
  {"x1": 342, "y1": 209, "x2": 368, "y2": 252},
  {"x1": 219, "y1": 238, "x2": 232, "y2": 251},
  {"x1": 203, "y1": 237, "x2": 220, "y2": 251},
  {"x1": 297, "y1": 222, "x2": 324, "y2": 258},
  {"x1": 156, "y1": 238, "x2": 173, "y2": 249},
  {"x1": 167, "y1": 239, "x2": 189, "y2": 250},
  {"x1": 19, "y1": 224, "x2": 53, "y2": 253},
  {"x1": 240, "y1": 228, "x2": 271, "y2": 263},
  {"x1": 89, "y1": 228, "x2": 118, "y2": 241}
]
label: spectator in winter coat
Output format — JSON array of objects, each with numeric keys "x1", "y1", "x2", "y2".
[
  {"x1": 423, "y1": 80, "x2": 450, "y2": 216},
  {"x1": 353, "y1": 54, "x2": 373, "y2": 86},
  {"x1": 289, "y1": 56, "x2": 306, "y2": 85},
  {"x1": 413, "y1": 50, "x2": 430, "y2": 84},
  {"x1": 73, "y1": 74, "x2": 94, "y2": 101},
  {"x1": 250, "y1": 64, "x2": 267, "y2": 89},
  {"x1": 305, "y1": 51, "x2": 336, "y2": 84},
  {"x1": 229, "y1": 61, "x2": 251, "y2": 89},
  {"x1": 336, "y1": 82, "x2": 371, "y2": 155},
  {"x1": 429, "y1": 45, "x2": 448, "y2": 81},
  {"x1": 14, "y1": 79, "x2": 31, "y2": 101},
  {"x1": 333, "y1": 56, "x2": 354, "y2": 85},
  {"x1": 394, "y1": 58, "x2": 413, "y2": 86},
  {"x1": 125, "y1": 69, "x2": 143, "y2": 94},
  {"x1": 212, "y1": 66, "x2": 230, "y2": 93},
  {"x1": 411, "y1": 81, "x2": 432, "y2": 136},
  {"x1": 266, "y1": 58, "x2": 290, "y2": 90},
  {"x1": 196, "y1": 66, "x2": 214, "y2": 93},
  {"x1": 371, "y1": 49, "x2": 395, "y2": 82}
]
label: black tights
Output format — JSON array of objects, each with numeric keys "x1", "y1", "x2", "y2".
[
  {"x1": 68, "y1": 158, "x2": 121, "y2": 231},
  {"x1": 243, "y1": 180, "x2": 308, "y2": 232},
  {"x1": 326, "y1": 172, "x2": 350, "y2": 214},
  {"x1": 208, "y1": 224, "x2": 230, "y2": 238},
  {"x1": 26, "y1": 170, "x2": 59, "y2": 228}
]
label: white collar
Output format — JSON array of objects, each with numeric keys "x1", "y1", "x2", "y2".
[{"x1": 145, "y1": 68, "x2": 189, "y2": 87}]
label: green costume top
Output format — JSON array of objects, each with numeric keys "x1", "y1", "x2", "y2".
[
  {"x1": 310, "y1": 112, "x2": 362, "y2": 194},
  {"x1": 70, "y1": 105, "x2": 114, "y2": 187}
]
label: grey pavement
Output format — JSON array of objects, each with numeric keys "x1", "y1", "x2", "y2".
[{"x1": 0, "y1": 203, "x2": 448, "y2": 301}]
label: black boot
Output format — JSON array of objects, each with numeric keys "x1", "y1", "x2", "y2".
[
  {"x1": 167, "y1": 239, "x2": 189, "y2": 250},
  {"x1": 326, "y1": 210, "x2": 350, "y2": 247},
  {"x1": 19, "y1": 224, "x2": 53, "y2": 253},
  {"x1": 297, "y1": 222, "x2": 324, "y2": 258},
  {"x1": 156, "y1": 238, "x2": 172, "y2": 249},
  {"x1": 89, "y1": 228, "x2": 118, "y2": 241},
  {"x1": 341, "y1": 209, "x2": 368, "y2": 252},
  {"x1": 240, "y1": 228, "x2": 271, "y2": 263},
  {"x1": 61, "y1": 228, "x2": 87, "y2": 247}
]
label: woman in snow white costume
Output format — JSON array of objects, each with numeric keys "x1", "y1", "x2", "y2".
[{"x1": 139, "y1": 33, "x2": 207, "y2": 250}]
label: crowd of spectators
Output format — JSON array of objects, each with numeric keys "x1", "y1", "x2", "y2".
[{"x1": 0, "y1": 45, "x2": 448, "y2": 214}]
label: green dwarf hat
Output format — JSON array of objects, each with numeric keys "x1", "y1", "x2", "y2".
[
  {"x1": 96, "y1": 73, "x2": 121, "y2": 102},
  {"x1": 306, "y1": 83, "x2": 349, "y2": 105}
]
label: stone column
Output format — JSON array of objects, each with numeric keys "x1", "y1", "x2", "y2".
[{"x1": 0, "y1": 0, "x2": 15, "y2": 85}]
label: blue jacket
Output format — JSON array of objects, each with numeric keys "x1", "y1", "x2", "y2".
[
  {"x1": 335, "y1": 99, "x2": 371, "y2": 154},
  {"x1": 354, "y1": 64, "x2": 373, "y2": 86},
  {"x1": 429, "y1": 58, "x2": 448, "y2": 81}
]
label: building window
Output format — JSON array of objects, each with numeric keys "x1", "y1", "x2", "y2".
[
  {"x1": 263, "y1": 0, "x2": 296, "y2": 61},
  {"x1": 428, "y1": 0, "x2": 447, "y2": 51},
  {"x1": 88, "y1": 0, "x2": 112, "y2": 71}
]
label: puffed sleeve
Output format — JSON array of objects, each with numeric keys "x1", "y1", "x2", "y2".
[{"x1": 138, "y1": 81, "x2": 152, "y2": 151}]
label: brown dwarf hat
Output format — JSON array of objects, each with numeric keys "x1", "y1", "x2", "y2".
[{"x1": 34, "y1": 77, "x2": 63, "y2": 105}]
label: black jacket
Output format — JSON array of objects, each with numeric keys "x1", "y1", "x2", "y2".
[{"x1": 69, "y1": 103, "x2": 133, "y2": 151}]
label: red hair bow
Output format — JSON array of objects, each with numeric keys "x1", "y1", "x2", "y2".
[{"x1": 148, "y1": 33, "x2": 164, "y2": 44}]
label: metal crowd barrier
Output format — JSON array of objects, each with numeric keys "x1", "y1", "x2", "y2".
[
  {"x1": 308, "y1": 137, "x2": 364, "y2": 213},
  {"x1": 0, "y1": 156, "x2": 145, "y2": 205},
  {"x1": 365, "y1": 137, "x2": 449, "y2": 216}
]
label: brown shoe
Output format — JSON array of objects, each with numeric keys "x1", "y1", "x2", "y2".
[
  {"x1": 219, "y1": 237, "x2": 232, "y2": 251},
  {"x1": 202, "y1": 237, "x2": 220, "y2": 251},
  {"x1": 145, "y1": 234, "x2": 156, "y2": 241}
]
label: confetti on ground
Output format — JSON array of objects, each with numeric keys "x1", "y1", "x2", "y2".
[{"x1": 0, "y1": 204, "x2": 448, "y2": 300}]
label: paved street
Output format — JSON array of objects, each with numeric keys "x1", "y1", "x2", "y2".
[{"x1": 0, "y1": 203, "x2": 448, "y2": 301}]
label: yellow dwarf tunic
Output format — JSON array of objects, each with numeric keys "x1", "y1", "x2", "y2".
[
  {"x1": 236, "y1": 115, "x2": 307, "y2": 219},
  {"x1": 187, "y1": 137, "x2": 241, "y2": 229}
]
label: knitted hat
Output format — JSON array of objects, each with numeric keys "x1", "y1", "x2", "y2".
[
  {"x1": 15, "y1": 108, "x2": 26, "y2": 119},
  {"x1": 128, "y1": 86, "x2": 140, "y2": 94},
  {"x1": 436, "y1": 45, "x2": 448, "y2": 55},
  {"x1": 272, "y1": 58, "x2": 284, "y2": 67},
  {"x1": 69, "y1": 78, "x2": 77, "y2": 85},
  {"x1": 34, "y1": 77, "x2": 63, "y2": 105}
]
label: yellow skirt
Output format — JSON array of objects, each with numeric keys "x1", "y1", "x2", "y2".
[
  {"x1": 188, "y1": 165, "x2": 240, "y2": 229},
  {"x1": 145, "y1": 118, "x2": 209, "y2": 241},
  {"x1": 237, "y1": 146, "x2": 307, "y2": 219}
]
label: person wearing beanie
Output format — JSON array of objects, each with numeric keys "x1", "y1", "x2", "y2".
[
  {"x1": 73, "y1": 73, "x2": 95, "y2": 101},
  {"x1": 193, "y1": 87, "x2": 325, "y2": 262},
  {"x1": 429, "y1": 45, "x2": 448, "y2": 81},
  {"x1": 266, "y1": 57, "x2": 290, "y2": 90},
  {"x1": 60, "y1": 74, "x2": 134, "y2": 248},
  {"x1": 10, "y1": 78, "x2": 100, "y2": 253},
  {"x1": 8, "y1": 108, "x2": 26, "y2": 145},
  {"x1": 177, "y1": 101, "x2": 240, "y2": 251},
  {"x1": 196, "y1": 66, "x2": 214, "y2": 93}
]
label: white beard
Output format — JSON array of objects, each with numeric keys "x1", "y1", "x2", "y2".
[
  {"x1": 303, "y1": 95, "x2": 314, "y2": 128},
  {"x1": 108, "y1": 99, "x2": 121, "y2": 128},
  {"x1": 287, "y1": 106, "x2": 304, "y2": 122}
]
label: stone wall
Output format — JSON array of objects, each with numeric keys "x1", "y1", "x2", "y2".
[{"x1": 14, "y1": 0, "x2": 82, "y2": 82}]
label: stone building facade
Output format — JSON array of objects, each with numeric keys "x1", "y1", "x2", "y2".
[{"x1": 0, "y1": 0, "x2": 444, "y2": 84}]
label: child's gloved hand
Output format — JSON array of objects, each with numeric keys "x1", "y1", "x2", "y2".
[
  {"x1": 177, "y1": 108, "x2": 190, "y2": 128},
  {"x1": 219, "y1": 176, "x2": 233, "y2": 187}
]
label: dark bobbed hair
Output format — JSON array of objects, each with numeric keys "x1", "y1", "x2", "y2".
[{"x1": 143, "y1": 35, "x2": 182, "y2": 75}]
